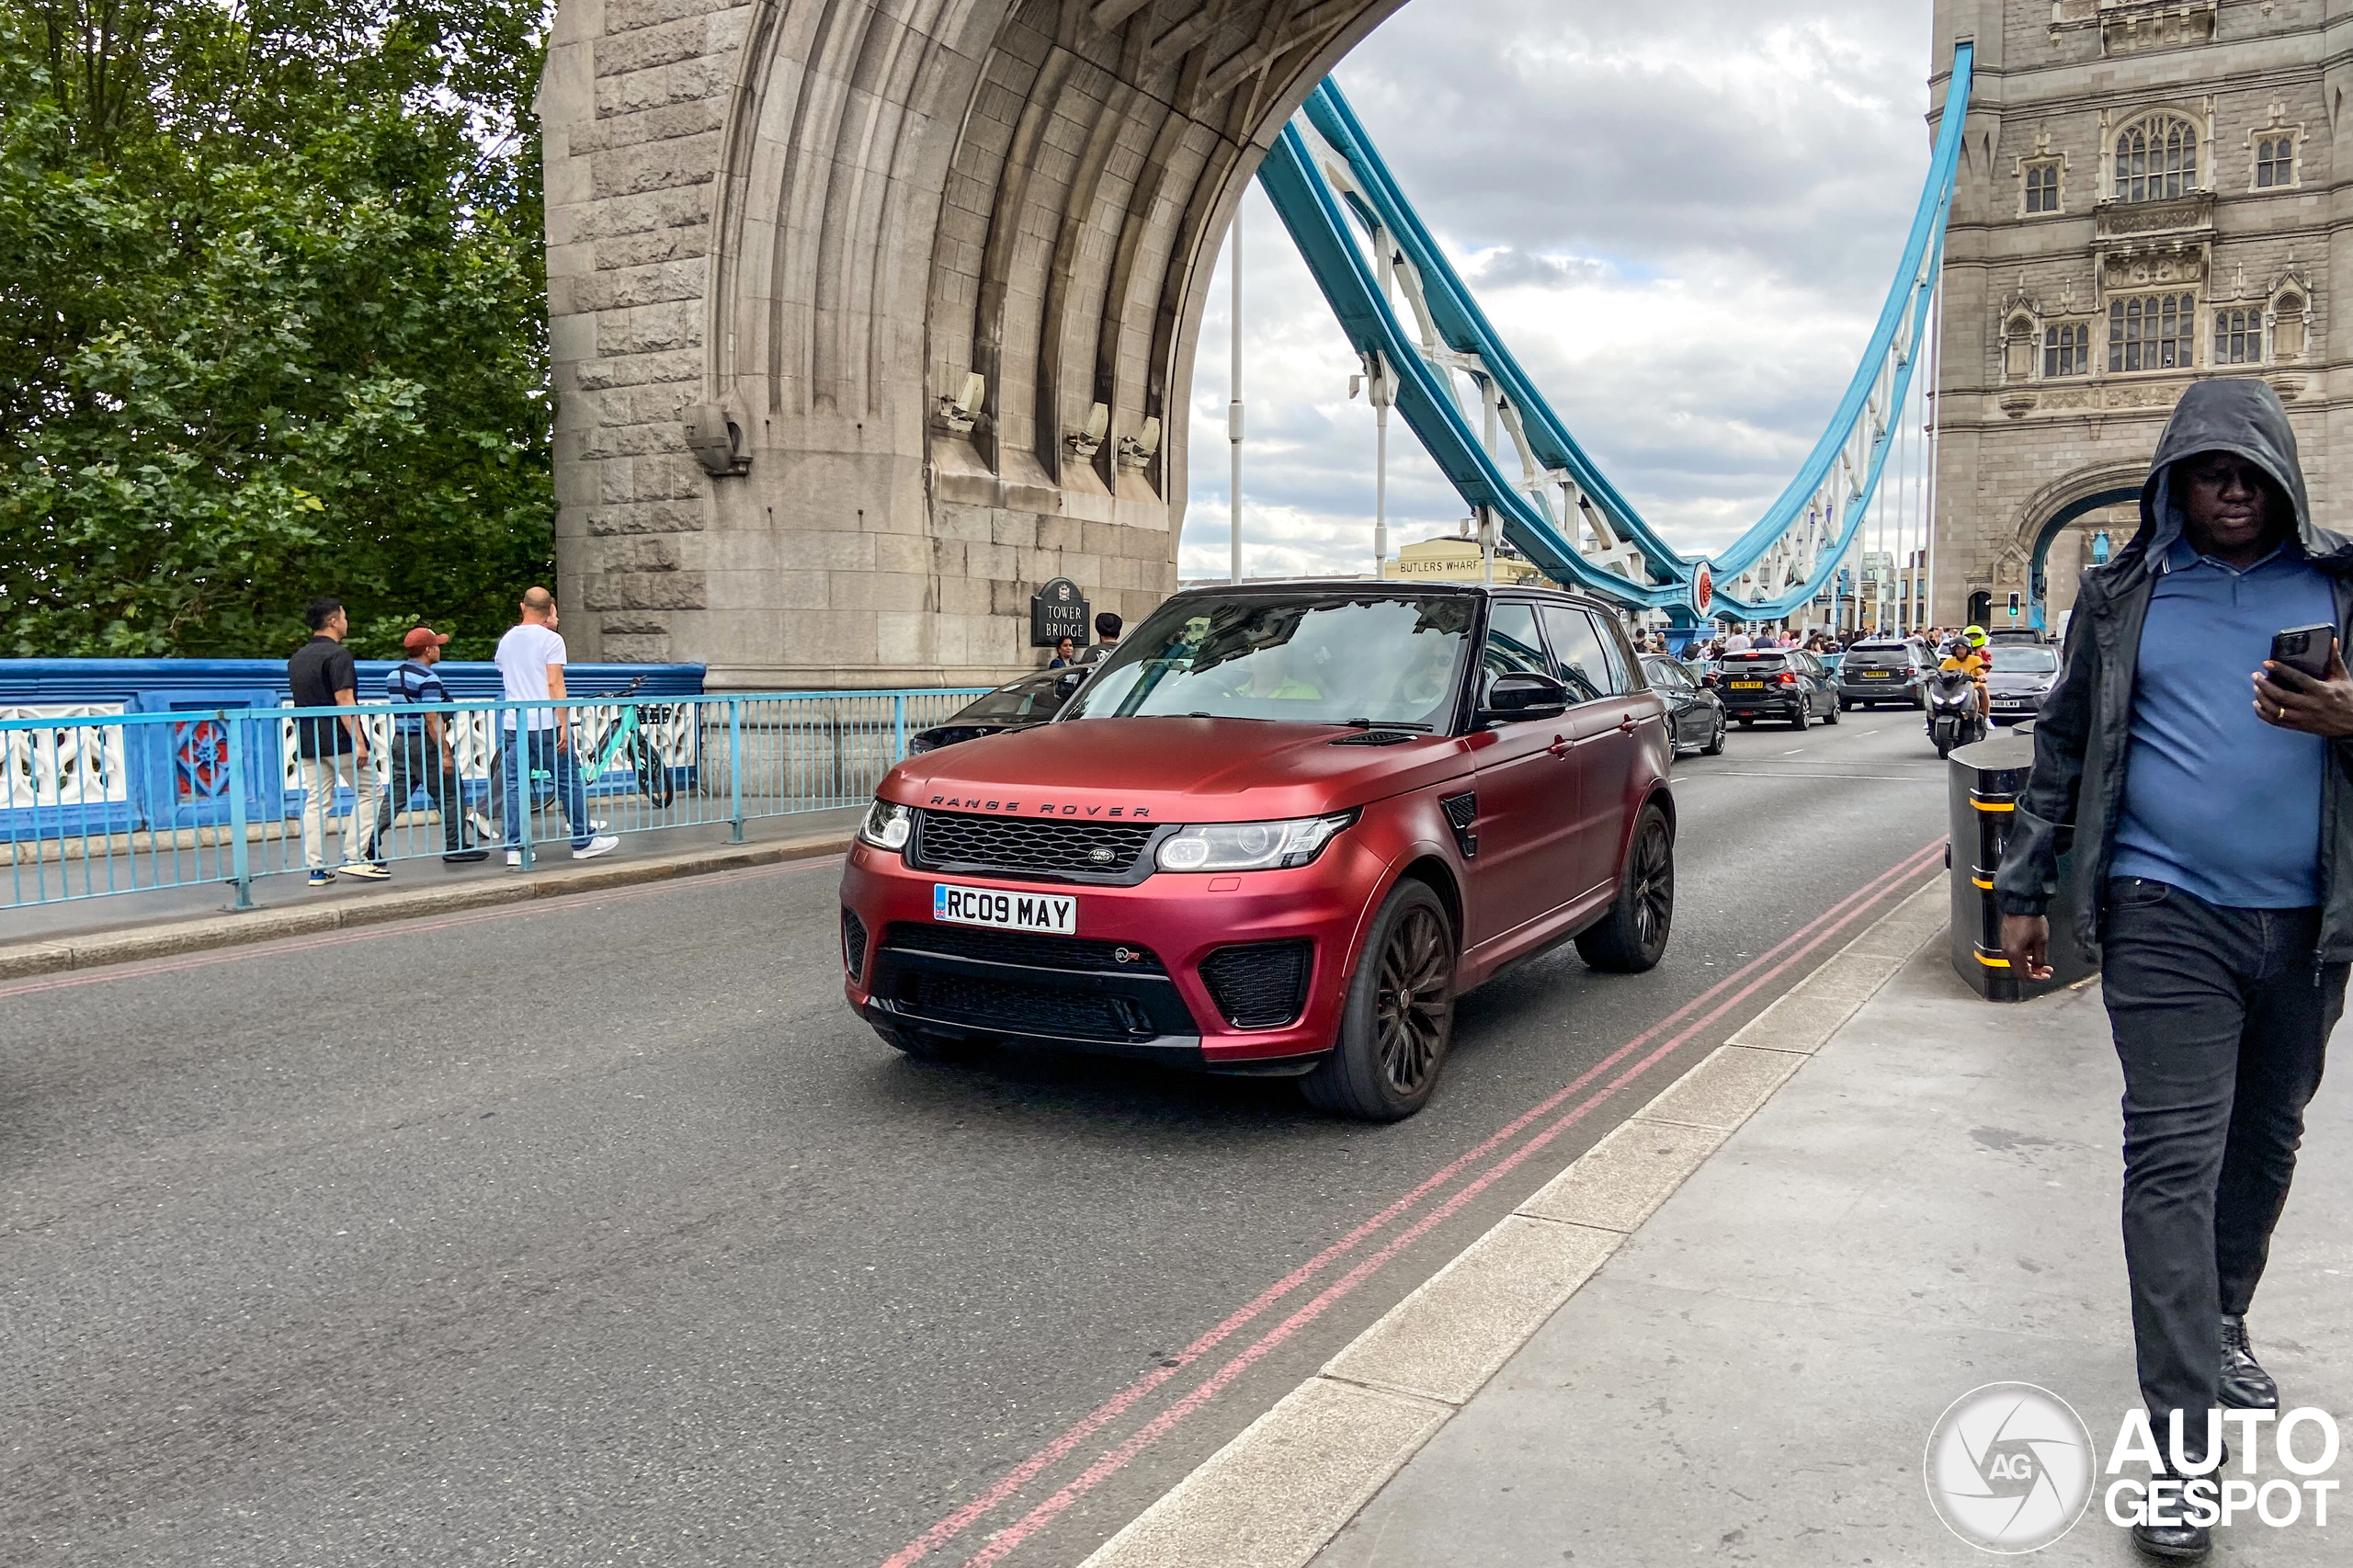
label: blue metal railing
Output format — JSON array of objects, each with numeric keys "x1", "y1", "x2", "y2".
[
  {"x1": 1258, "y1": 44, "x2": 1974, "y2": 622},
  {"x1": 1, "y1": 688, "x2": 986, "y2": 911}
]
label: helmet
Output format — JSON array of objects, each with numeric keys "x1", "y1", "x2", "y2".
[{"x1": 1962, "y1": 625, "x2": 1988, "y2": 647}]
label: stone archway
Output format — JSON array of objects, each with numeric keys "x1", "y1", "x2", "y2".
[
  {"x1": 540, "y1": 0, "x2": 1407, "y2": 688},
  {"x1": 2009, "y1": 463, "x2": 2144, "y2": 631}
]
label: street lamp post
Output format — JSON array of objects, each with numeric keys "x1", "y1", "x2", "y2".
[{"x1": 1229, "y1": 205, "x2": 1244, "y2": 585}]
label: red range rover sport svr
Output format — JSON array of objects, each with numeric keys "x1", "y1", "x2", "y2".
[{"x1": 838, "y1": 582, "x2": 1676, "y2": 1119}]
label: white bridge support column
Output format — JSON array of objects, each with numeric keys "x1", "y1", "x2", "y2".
[{"x1": 541, "y1": 0, "x2": 1407, "y2": 689}]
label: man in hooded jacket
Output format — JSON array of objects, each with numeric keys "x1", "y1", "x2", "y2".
[{"x1": 1998, "y1": 379, "x2": 2353, "y2": 1560}]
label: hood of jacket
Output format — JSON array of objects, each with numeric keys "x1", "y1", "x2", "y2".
[{"x1": 2126, "y1": 377, "x2": 2318, "y2": 566}]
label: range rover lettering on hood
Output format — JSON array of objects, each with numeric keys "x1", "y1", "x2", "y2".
[{"x1": 927, "y1": 795, "x2": 1152, "y2": 819}]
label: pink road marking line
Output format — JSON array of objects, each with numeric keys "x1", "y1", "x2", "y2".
[
  {"x1": 879, "y1": 838, "x2": 1944, "y2": 1568},
  {"x1": 0, "y1": 853, "x2": 842, "y2": 1000},
  {"x1": 955, "y1": 839, "x2": 1945, "y2": 1567}
]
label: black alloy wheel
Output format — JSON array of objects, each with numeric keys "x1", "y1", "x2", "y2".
[
  {"x1": 1790, "y1": 703, "x2": 1808, "y2": 731},
  {"x1": 1822, "y1": 693, "x2": 1840, "y2": 725},
  {"x1": 1302, "y1": 880, "x2": 1456, "y2": 1120},
  {"x1": 1575, "y1": 803, "x2": 1675, "y2": 973},
  {"x1": 1701, "y1": 712, "x2": 1727, "y2": 756}
]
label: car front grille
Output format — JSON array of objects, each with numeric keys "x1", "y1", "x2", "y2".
[
  {"x1": 841, "y1": 908, "x2": 869, "y2": 981},
  {"x1": 906, "y1": 971, "x2": 1154, "y2": 1040},
  {"x1": 881, "y1": 923, "x2": 1165, "y2": 974},
  {"x1": 1199, "y1": 939, "x2": 1313, "y2": 1030},
  {"x1": 912, "y1": 810, "x2": 1158, "y2": 881}
]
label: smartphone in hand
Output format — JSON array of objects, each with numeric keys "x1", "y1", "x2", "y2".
[{"x1": 2271, "y1": 624, "x2": 2336, "y2": 682}]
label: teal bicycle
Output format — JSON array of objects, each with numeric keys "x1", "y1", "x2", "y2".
[{"x1": 582, "y1": 675, "x2": 677, "y2": 807}]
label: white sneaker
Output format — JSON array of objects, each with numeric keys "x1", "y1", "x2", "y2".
[
  {"x1": 468, "y1": 810, "x2": 499, "y2": 842},
  {"x1": 505, "y1": 849, "x2": 523, "y2": 869},
  {"x1": 573, "y1": 835, "x2": 620, "y2": 862}
]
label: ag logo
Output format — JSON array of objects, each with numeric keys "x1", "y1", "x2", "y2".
[{"x1": 1924, "y1": 1382, "x2": 2094, "y2": 1552}]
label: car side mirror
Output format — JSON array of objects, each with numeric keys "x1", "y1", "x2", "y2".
[{"x1": 1479, "y1": 671, "x2": 1570, "y2": 723}]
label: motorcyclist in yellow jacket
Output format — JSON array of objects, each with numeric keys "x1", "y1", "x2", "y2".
[{"x1": 1939, "y1": 625, "x2": 1991, "y2": 720}]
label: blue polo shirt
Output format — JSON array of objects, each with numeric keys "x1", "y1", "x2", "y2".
[{"x1": 2110, "y1": 537, "x2": 2336, "y2": 907}]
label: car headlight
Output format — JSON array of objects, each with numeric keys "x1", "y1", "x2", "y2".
[
  {"x1": 1154, "y1": 812, "x2": 1355, "y2": 873},
  {"x1": 858, "y1": 798, "x2": 914, "y2": 851}
]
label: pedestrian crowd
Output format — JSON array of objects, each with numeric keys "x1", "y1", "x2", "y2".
[{"x1": 290, "y1": 585, "x2": 620, "y2": 889}]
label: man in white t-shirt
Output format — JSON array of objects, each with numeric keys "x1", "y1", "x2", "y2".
[
  {"x1": 494, "y1": 587, "x2": 618, "y2": 865},
  {"x1": 1723, "y1": 628, "x2": 1753, "y2": 653}
]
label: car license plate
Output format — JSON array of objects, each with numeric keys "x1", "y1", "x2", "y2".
[
  {"x1": 933, "y1": 883, "x2": 1077, "y2": 935},
  {"x1": 1995, "y1": 700, "x2": 2026, "y2": 710},
  {"x1": 1859, "y1": 671, "x2": 1892, "y2": 678},
  {"x1": 1728, "y1": 680, "x2": 1764, "y2": 689}
]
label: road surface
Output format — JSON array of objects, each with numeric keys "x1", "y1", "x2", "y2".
[{"x1": 3, "y1": 705, "x2": 1955, "y2": 1567}]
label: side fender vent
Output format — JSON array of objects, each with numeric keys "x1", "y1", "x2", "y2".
[{"x1": 1439, "y1": 791, "x2": 1477, "y2": 858}]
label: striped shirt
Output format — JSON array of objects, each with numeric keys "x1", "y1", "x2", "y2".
[{"x1": 385, "y1": 660, "x2": 450, "y2": 735}]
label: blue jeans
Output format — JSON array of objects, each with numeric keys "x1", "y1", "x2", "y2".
[{"x1": 501, "y1": 727, "x2": 592, "y2": 850}]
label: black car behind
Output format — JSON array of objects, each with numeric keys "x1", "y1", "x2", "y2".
[
  {"x1": 906, "y1": 667, "x2": 1083, "y2": 754},
  {"x1": 1641, "y1": 653, "x2": 1726, "y2": 756},
  {"x1": 1837, "y1": 638, "x2": 1929, "y2": 708},
  {"x1": 1715, "y1": 649, "x2": 1840, "y2": 730}
]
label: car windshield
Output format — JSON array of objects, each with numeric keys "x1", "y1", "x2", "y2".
[
  {"x1": 953, "y1": 673, "x2": 1077, "y2": 723},
  {"x1": 1994, "y1": 647, "x2": 2061, "y2": 674},
  {"x1": 1060, "y1": 591, "x2": 1473, "y2": 728}
]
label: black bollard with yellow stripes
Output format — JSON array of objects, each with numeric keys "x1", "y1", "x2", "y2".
[{"x1": 1948, "y1": 732, "x2": 2095, "y2": 1000}]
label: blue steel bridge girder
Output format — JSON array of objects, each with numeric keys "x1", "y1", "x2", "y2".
[{"x1": 1256, "y1": 44, "x2": 1975, "y2": 621}]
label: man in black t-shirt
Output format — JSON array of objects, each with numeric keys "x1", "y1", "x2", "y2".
[
  {"x1": 1073, "y1": 610, "x2": 1123, "y2": 667},
  {"x1": 287, "y1": 597, "x2": 386, "y2": 886}
]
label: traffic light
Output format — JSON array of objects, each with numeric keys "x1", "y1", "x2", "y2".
[{"x1": 2006, "y1": 591, "x2": 2022, "y2": 619}]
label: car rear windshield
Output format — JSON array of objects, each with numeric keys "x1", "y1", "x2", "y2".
[
  {"x1": 1844, "y1": 645, "x2": 1913, "y2": 665},
  {"x1": 1059, "y1": 592, "x2": 1473, "y2": 729},
  {"x1": 1720, "y1": 652, "x2": 1790, "y2": 666}
]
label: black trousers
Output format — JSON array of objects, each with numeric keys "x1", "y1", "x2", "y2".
[
  {"x1": 373, "y1": 733, "x2": 464, "y2": 856},
  {"x1": 2101, "y1": 878, "x2": 2343, "y2": 1442}
]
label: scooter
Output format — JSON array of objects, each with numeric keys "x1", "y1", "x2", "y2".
[{"x1": 1926, "y1": 668, "x2": 1986, "y2": 759}]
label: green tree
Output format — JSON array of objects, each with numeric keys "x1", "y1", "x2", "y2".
[{"x1": 0, "y1": 1, "x2": 555, "y2": 661}]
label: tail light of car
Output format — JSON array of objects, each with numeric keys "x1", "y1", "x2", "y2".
[{"x1": 1777, "y1": 671, "x2": 1797, "y2": 687}]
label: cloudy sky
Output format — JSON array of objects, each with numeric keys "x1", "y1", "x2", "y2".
[{"x1": 1180, "y1": 0, "x2": 1938, "y2": 579}]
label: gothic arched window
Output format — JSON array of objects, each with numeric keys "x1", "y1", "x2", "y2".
[
  {"x1": 2115, "y1": 116, "x2": 2198, "y2": 203},
  {"x1": 2256, "y1": 136, "x2": 2295, "y2": 188}
]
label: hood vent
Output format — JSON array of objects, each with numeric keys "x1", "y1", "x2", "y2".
[{"x1": 1330, "y1": 729, "x2": 1419, "y2": 746}]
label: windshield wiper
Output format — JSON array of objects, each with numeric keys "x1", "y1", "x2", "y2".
[{"x1": 1341, "y1": 718, "x2": 1434, "y2": 732}]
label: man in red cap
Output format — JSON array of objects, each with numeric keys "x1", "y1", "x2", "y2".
[{"x1": 377, "y1": 625, "x2": 489, "y2": 863}]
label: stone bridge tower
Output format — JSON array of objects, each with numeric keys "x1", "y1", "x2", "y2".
[
  {"x1": 539, "y1": 0, "x2": 1406, "y2": 689},
  {"x1": 1929, "y1": 0, "x2": 2350, "y2": 634}
]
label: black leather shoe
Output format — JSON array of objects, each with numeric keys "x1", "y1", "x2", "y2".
[
  {"x1": 2220, "y1": 1313, "x2": 2278, "y2": 1410},
  {"x1": 2131, "y1": 1517, "x2": 2212, "y2": 1562},
  {"x1": 2132, "y1": 1444, "x2": 2226, "y2": 1562},
  {"x1": 442, "y1": 850, "x2": 491, "y2": 863}
]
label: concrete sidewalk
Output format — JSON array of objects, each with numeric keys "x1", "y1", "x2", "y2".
[{"x1": 1310, "y1": 933, "x2": 2352, "y2": 1563}]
